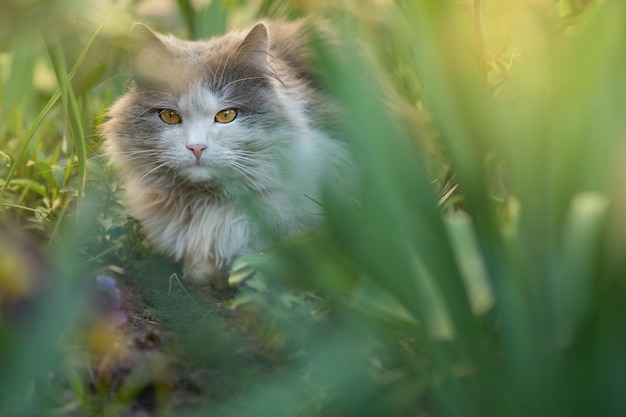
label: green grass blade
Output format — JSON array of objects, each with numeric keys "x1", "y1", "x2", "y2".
[
  {"x1": 176, "y1": 0, "x2": 196, "y2": 37},
  {"x1": 195, "y1": 0, "x2": 226, "y2": 39},
  {"x1": 46, "y1": 34, "x2": 87, "y2": 210},
  {"x1": 0, "y1": 91, "x2": 59, "y2": 202},
  {"x1": 0, "y1": 24, "x2": 103, "y2": 204}
]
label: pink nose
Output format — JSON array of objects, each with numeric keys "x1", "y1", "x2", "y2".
[{"x1": 186, "y1": 144, "x2": 207, "y2": 161}]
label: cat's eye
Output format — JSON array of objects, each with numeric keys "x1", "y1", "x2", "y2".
[
  {"x1": 214, "y1": 108, "x2": 237, "y2": 124},
  {"x1": 159, "y1": 109, "x2": 182, "y2": 124}
]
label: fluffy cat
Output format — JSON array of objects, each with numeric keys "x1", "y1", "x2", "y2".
[{"x1": 102, "y1": 20, "x2": 352, "y2": 288}]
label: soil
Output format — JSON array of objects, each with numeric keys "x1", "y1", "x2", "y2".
[{"x1": 82, "y1": 254, "x2": 302, "y2": 417}]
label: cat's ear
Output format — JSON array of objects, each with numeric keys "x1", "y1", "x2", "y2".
[
  {"x1": 131, "y1": 23, "x2": 164, "y2": 49},
  {"x1": 130, "y1": 23, "x2": 174, "y2": 86},
  {"x1": 237, "y1": 23, "x2": 269, "y2": 66}
]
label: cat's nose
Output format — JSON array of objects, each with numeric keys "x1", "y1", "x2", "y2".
[{"x1": 186, "y1": 144, "x2": 207, "y2": 161}]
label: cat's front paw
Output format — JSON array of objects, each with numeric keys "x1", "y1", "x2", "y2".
[{"x1": 182, "y1": 258, "x2": 227, "y2": 290}]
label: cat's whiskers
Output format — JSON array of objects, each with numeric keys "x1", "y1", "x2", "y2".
[
  {"x1": 107, "y1": 149, "x2": 161, "y2": 164},
  {"x1": 111, "y1": 149, "x2": 160, "y2": 156},
  {"x1": 226, "y1": 150, "x2": 279, "y2": 173},
  {"x1": 219, "y1": 76, "x2": 270, "y2": 94},
  {"x1": 225, "y1": 156, "x2": 279, "y2": 192},
  {"x1": 236, "y1": 147, "x2": 277, "y2": 157},
  {"x1": 171, "y1": 168, "x2": 178, "y2": 186},
  {"x1": 231, "y1": 154, "x2": 278, "y2": 173},
  {"x1": 217, "y1": 45, "x2": 238, "y2": 89},
  {"x1": 263, "y1": 52, "x2": 283, "y2": 79},
  {"x1": 94, "y1": 73, "x2": 128, "y2": 91},
  {"x1": 128, "y1": 108, "x2": 154, "y2": 123},
  {"x1": 133, "y1": 91, "x2": 179, "y2": 120},
  {"x1": 218, "y1": 98, "x2": 255, "y2": 113},
  {"x1": 88, "y1": 154, "x2": 107, "y2": 163},
  {"x1": 227, "y1": 164, "x2": 270, "y2": 192},
  {"x1": 159, "y1": 166, "x2": 175, "y2": 187},
  {"x1": 205, "y1": 57, "x2": 217, "y2": 81},
  {"x1": 137, "y1": 161, "x2": 170, "y2": 184}
]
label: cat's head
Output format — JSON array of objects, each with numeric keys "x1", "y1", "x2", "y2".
[{"x1": 103, "y1": 22, "x2": 313, "y2": 195}]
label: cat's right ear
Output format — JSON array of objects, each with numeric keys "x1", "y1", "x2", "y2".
[
  {"x1": 129, "y1": 23, "x2": 173, "y2": 86},
  {"x1": 237, "y1": 23, "x2": 270, "y2": 67}
]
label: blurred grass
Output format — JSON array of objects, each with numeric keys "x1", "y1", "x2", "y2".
[{"x1": 2, "y1": 0, "x2": 626, "y2": 416}]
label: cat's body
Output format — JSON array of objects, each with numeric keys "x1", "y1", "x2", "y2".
[{"x1": 102, "y1": 20, "x2": 352, "y2": 287}]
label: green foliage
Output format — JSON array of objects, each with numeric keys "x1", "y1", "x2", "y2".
[{"x1": 1, "y1": 0, "x2": 624, "y2": 417}]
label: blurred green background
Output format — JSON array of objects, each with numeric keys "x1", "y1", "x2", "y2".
[{"x1": 2, "y1": 0, "x2": 626, "y2": 416}]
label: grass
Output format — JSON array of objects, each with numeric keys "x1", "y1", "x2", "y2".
[{"x1": 1, "y1": 0, "x2": 625, "y2": 416}]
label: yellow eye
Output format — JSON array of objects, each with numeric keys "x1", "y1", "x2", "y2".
[
  {"x1": 159, "y1": 109, "x2": 182, "y2": 124},
  {"x1": 214, "y1": 108, "x2": 237, "y2": 124}
]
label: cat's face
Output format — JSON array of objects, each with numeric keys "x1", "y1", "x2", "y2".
[{"x1": 104, "y1": 23, "x2": 298, "y2": 194}]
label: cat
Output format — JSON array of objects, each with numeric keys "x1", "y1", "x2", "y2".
[{"x1": 102, "y1": 20, "x2": 353, "y2": 288}]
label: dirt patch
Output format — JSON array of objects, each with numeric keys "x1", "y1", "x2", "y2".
[{"x1": 82, "y1": 255, "x2": 310, "y2": 416}]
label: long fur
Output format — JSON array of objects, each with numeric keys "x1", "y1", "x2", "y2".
[{"x1": 102, "y1": 20, "x2": 352, "y2": 287}]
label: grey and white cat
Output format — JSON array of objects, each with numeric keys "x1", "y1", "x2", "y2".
[{"x1": 102, "y1": 20, "x2": 352, "y2": 288}]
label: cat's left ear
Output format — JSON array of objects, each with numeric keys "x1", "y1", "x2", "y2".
[
  {"x1": 131, "y1": 23, "x2": 164, "y2": 49},
  {"x1": 130, "y1": 23, "x2": 175, "y2": 86},
  {"x1": 237, "y1": 23, "x2": 269, "y2": 66}
]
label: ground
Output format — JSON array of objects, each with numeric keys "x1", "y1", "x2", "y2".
[{"x1": 77, "y1": 249, "x2": 325, "y2": 417}]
